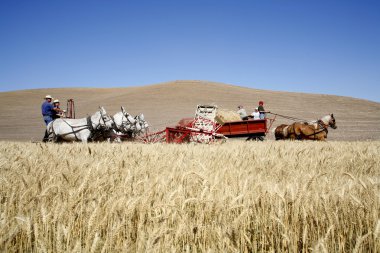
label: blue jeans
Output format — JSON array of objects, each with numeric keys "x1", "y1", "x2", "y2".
[
  {"x1": 43, "y1": 115, "x2": 53, "y2": 141},
  {"x1": 259, "y1": 113, "x2": 265, "y2": 119},
  {"x1": 43, "y1": 115, "x2": 53, "y2": 126}
]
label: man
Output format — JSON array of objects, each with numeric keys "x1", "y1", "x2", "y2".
[
  {"x1": 52, "y1": 99, "x2": 64, "y2": 119},
  {"x1": 258, "y1": 101, "x2": 266, "y2": 119},
  {"x1": 41, "y1": 95, "x2": 60, "y2": 142},
  {"x1": 237, "y1": 105, "x2": 248, "y2": 120},
  {"x1": 251, "y1": 107, "x2": 260, "y2": 120},
  {"x1": 42, "y1": 95, "x2": 54, "y2": 125}
]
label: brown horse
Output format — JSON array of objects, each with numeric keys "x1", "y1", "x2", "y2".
[
  {"x1": 274, "y1": 124, "x2": 289, "y2": 140},
  {"x1": 275, "y1": 114, "x2": 337, "y2": 141}
]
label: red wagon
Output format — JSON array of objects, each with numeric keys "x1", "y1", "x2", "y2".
[{"x1": 217, "y1": 118, "x2": 276, "y2": 141}]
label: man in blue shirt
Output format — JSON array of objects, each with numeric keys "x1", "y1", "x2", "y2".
[
  {"x1": 42, "y1": 95, "x2": 54, "y2": 124},
  {"x1": 41, "y1": 95, "x2": 55, "y2": 142}
]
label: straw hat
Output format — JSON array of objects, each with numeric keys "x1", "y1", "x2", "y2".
[
  {"x1": 53, "y1": 99, "x2": 60, "y2": 103},
  {"x1": 45, "y1": 95, "x2": 52, "y2": 99}
]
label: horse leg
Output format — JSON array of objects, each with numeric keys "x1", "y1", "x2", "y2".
[
  {"x1": 294, "y1": 126, "x2": 302, "y2": 140},
  {"x1": 52, "y1": 134, "x2": 58, "y2": 143},
  {"x1": 78, "y1": 131, "x2": 89, "y2": 143}
]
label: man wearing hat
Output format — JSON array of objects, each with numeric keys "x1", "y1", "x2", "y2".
[
  {"x1": 41, "y1": 95, "x2": 61, "y2": 141},
  {"x1": 251, "y1": 107, "x2": 260, "y2": 120},
  {"x1": 42, "y1": 95, "x2": 54, "y2": 125},
  {"x1": 258, "y1": 101, "x2": 266, "y2": 119},
  {"x1": 52, "y1": 99, "x2": 64, "y2": 119}
]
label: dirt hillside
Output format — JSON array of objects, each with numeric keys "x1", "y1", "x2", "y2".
[{"x1": 0, "y1": 80, "x2": 379, "y2": 141}]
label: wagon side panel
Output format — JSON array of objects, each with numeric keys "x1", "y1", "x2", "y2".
[{"x1": 217, "y1": 119, "x2": 267, "y2": 137}]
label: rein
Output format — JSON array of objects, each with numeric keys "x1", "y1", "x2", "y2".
[
  {"x1": 267, "y1": 112, "x2": 308, "y2": 122},
  {"x1": 118, "y1": 114, "x2": 138, "y2": 132}
]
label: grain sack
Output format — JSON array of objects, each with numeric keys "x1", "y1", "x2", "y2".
[{"x1": 215, "y1": 109, "x2": 241, "y2": 124}]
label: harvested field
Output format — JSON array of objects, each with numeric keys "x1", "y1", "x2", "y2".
[{"x1": 1, "y1": 141, "x2": 379, "y2": 252}]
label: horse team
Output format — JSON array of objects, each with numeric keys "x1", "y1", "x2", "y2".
[
  {"x1": 274, "y1": 114, "x2": 337, "y2": 141},
  {"x1": 46, "y1": 106, "x2": 149, "y2": 143}
]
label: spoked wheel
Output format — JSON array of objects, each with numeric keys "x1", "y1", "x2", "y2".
[
  {"x1": 136, "y1": 130, "x2": 166, "y2": 143},
  {"x1": 168, "y1": 131, "x2": 191, "y2": 143},
  {"x1": 246, "y1": 136, "x2": 265, "y2": 141}
]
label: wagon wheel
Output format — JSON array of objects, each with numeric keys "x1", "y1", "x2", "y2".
[
  {"x1": 212, "y1": 135, "x2": 228, "y2": 144},
  {"x1": 167, "y1": 131, "x2": 190, "y2": 143},
  {"x1": 246, "y1": 136, "x2": 265, "y2": 141},
  {"x1": 136, "y1": 130, "x2": 166, "y2": 143}
]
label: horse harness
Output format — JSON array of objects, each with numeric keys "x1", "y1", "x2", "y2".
[
  {"x1": 304, "y1": 120, "x2": 329, "y2": 139},
  {"x1": 119, "y1": 114, "x2": 140, "y2": 132},
  {"x1": 50, "y1": 114, "x2": 113, "y2": 141}
]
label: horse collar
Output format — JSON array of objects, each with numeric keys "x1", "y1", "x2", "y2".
[
  {"x1": 317, "y1": 120, "x2": 328, "y2": 134},
  {"x1": 318, "y1": 120, "x2": 328, "y2": 129}
]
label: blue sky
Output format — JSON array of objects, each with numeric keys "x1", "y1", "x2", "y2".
[{"x1": 1, "y1": 0, "x2": 379, "y2": 102}]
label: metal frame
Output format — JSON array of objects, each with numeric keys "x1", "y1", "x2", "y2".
[{"x1": 66, "y1": 99, "x2": 75, "y2": 119}]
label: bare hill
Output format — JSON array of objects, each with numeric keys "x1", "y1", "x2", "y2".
[{"x1": 0, "y1": 80, "x2": 379, "y2": 141}]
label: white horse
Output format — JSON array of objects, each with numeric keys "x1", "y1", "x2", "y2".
[
  {"x1": 47, "y1": 107, "x2": 114, "y2": 143},
  {"x1": 110, "y1": 106, "x2": 149, "y2": 141},
  {"x1": 134, "y1": 113, "x2": 149, "y2": 135},
  {"x1": 113, "y1": 106, "x2": 136, "y2": 133}
]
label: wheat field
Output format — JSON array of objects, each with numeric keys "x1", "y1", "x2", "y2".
[{"x1": 0, "y1": 141, "x2": 379, "y2": 252}]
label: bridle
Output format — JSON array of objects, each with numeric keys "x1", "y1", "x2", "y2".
[
  {"x1": 118, "y1": 113, "x2": 136, "y2": 132},
  {"x1": 134, "y1": 115, "x2": 148, "y2": 131},
  {"x1": 98, "y1": 112, "x2": 115, "y2": 131},
  {"x1": 317, "y1": 120, "x2": 329, "y2": 134},
  {"x1": 304, "y1": 119, "x2": 329, "y2": 138}
]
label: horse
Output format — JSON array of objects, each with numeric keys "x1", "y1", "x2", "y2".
[
  {"x1": 274, "y1": 114, "x2": 337, "y2": 141},
  {"x1": 109, "y1": 106, "x2": 149, "y2": 141},
  {"x1": 274, "y1": 124, "x2": 289, "y2": 140},
  {"x1": 46, "y1": 107, "x2": 114, "y2": 143},
  {"x1": 133, "y1": 113, "x2": 149, "y2": 136}
]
